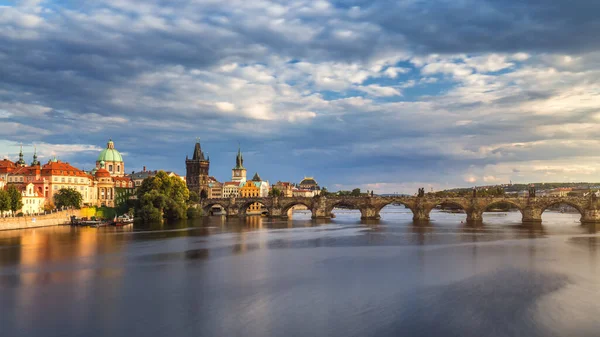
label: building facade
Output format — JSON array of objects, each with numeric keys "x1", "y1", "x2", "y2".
[
  {"x1": 19, "y1": 182, "x2": 45, "y2": 214},
  {"x1": 223, "y1": 181, "x2": 241, "y2": 198},
  {"x1": 185, "y1": 141, "x2": 210, "y2": 198},
  {"x1": 273, "y1": 181, "x2": 294, "y2": 197},
  {"x1": 239, "y1": 179, "x2": 262, "y2": 214},
  {"x1": 208, "y1": 176, "x2": 223, "y2": 199},
  {"x1": 3, "y1": 140, "x2": 133, "y2": 212}
]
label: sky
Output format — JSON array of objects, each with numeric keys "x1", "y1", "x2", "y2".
[{"x1": 1, "y1": 0, "x2": 599, "y2": 194}]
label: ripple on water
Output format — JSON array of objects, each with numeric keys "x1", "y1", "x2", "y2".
[{"x1": 375, "y1": 268, "x2": 571, "y2": 337}]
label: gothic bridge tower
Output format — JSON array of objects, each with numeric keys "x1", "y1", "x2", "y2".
[{"x1": 186, "y1": 140, "x2": 210, "y2": 198}]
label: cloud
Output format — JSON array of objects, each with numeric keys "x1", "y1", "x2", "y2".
[{"x1": 1, "y1": 0, "x2": 600, "y2": 192}]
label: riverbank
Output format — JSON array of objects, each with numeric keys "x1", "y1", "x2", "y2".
[{"x1": 0, "y1": 209, "x2": 81, "y2": 231}]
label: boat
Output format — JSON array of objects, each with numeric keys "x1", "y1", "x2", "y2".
[{"x1": 111, "y1": 214, "x2": 134, "y2": 226}]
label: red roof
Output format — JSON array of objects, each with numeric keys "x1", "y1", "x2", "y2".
[
  {"x1": 95, "y1": 168, "x2": 111, "y2": 178},
  {"x1": 41, "y1": 160, "x2": 87, "y2": 177},
  {"x1": 113, "y1": 176, "x2": 132, "y2": 182},
  {"x1": 224, "y1": 181, "x2": 240, "y2": 186}
]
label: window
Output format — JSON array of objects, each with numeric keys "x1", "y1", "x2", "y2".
[
  {"x1": 117, "y1": 165, "x2": 120, "y2": 172},
  {"x1": 61, "y1": 177, "x2": 65, "y2": 182},
  {"x1": 109, "y1": 164, "x2": 113, "y2": 171},
  {"x1": 68, "y1": 178, "x2": 72, "y2": 183}
]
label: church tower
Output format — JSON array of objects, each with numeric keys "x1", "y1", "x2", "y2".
[
  {"x1": 231, "y1": 146, "x2": 246, "y2": 183},
  {"x1": 16, "y1": 144, "x2": 26, "y2": 167},
  {"x1": 186, "y1": 140, "x2": 210, "y2": 198}
]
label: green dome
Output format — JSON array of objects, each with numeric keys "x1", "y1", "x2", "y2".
[{"x1": 97, "y1": 139, "x2": 123, "y2": 162}]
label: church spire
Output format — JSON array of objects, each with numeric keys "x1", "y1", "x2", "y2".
[
  {"x1": 31, "y1": 146, "x2": 40, "y2": 166},
  {"x1": 16, "y1": 143, "x2": 26, "y2": 167},
  {"x1": 235, "y1": 145, "x2": 244, "y2": 169}
]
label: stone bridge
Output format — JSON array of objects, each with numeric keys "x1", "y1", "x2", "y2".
[{"x1": 199, "y1": 195, "x2": 600, "y2": 224}]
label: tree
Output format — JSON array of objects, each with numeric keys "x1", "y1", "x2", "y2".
[
  {"x1": 188, "y1": 191, "x2": 200, "y2": 203},
  {"x1": 44, "y1": 200, "x2": 55, "y2": 212},
  {"x1": 350, "y1": 188, "x2": 361, "y2": 197},
  {"x1": 0, "y1": 189, "x2": 11, "y2": 216},
  {"x1": 6, "y1": 185, "x2": 23, "y2": 214},
  {"x1": 54, "y1": 188, "x2": 83, "y2": 209},
  {"x1": 320, "y1": 187, "x2": 332, "y2": 196},
  {"x1": 135, "y1": 171, "x2": 190, "y2": 223},
  {"x1": 269, "y1": 188, "x2": 283, "y2": 197}
]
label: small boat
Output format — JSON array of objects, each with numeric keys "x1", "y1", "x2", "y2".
[{"x1": 111, "y1": 214, "x2": 134, "y2": 226}]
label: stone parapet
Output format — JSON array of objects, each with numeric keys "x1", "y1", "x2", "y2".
[{"x1": 0, "y1": 210, "x2": 81, "y2": 231}]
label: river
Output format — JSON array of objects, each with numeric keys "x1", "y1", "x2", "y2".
[{"x1": 1, "y1": 205, "x2": 599, "y2": 337}]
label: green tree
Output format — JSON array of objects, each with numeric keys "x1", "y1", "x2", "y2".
[
  {"x1": 54, "y1": 188, "x2": 83, "y2": 209},
  {"x1": 7, "y1": 185, "x2": 23, "y2": 214},
  {"x1": 269, "y1": 188, "x2": 283, "y2": 197},
  {"x1": 320, "y1": 187, "x2": 332, "y2": 196},
  {"x1": 0, "y1": 189, "x2": 11, "y2": 215},
  {"x1": 136, "y1": 171, "x2": 190, "y2": 223},
  {"x1": 188, "y1": 191, "x2": 200, "y2": 203},
  {"x1": 350, "y1": 188, "x2": 361, "y2": 197}
]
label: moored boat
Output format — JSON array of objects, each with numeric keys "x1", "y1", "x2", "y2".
[{"x1": 111, "y1": 214, "x2": 134, "y2": 226}]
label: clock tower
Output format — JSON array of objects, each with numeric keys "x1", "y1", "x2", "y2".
[{"x1": 231, "y1": 146, "x2": 246, "y2": 183}]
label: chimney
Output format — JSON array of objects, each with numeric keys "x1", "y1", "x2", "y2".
[{"x1": 143, "y1": 166, "x2": 146, "y2": 172}]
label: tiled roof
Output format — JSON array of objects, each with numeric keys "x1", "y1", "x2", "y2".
[
  {"x1": 41, "y1": 160, "x2": 87, "y2": 177},
  {"x1": 224, "y1": 181, "x2": 240, "y2": 186},
  {"x1": 0, "y1": 159, "x2": 15, "y2": 167},
  {"x1": 129, "y1": 171, "x2": 156, "y2": 180}
]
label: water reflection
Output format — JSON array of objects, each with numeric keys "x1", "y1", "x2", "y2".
[{"x1": 0, "y1": 206, "x2": 599, "y2": 337}]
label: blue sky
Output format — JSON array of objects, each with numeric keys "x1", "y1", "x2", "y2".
[{"x1": 1, "y1": 0, "x2": 600, "y2": 193}]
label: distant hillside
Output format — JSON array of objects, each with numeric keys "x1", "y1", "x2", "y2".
[{"x1": 443, "y1": 182, "x2": 600, "y2": 193}]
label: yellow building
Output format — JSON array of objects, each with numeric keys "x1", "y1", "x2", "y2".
[{"x1": 239, "y1": 180, "x2": 263, "y2": 214}]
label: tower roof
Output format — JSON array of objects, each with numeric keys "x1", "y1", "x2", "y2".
[
  {"x1": 192, "y1": 141, "x2": 207, "y2": 161},
  {"x1": 16, "y1": 143, "x2": 26, "y2": 166},
  {"x1": 252, "y1": 172, "x2": 261, "y2": 181},
  {"x1": 234, "y1": 146, "x2": 244, "y2": 169}
]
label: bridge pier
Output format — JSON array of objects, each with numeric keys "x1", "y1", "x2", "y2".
[
  {"x1": 522, "y1": 207, "x2": 542, "y2": 223},
  {"x1": 412, "y1": 206, "x2": 430, "y2": 222},
  {"x1": 580, "y1": 209, "x2": 600, "y2": 224},
  {"x1": 312, "y1": 197, "x2": 330, "y2": 219},
  {"x1": 360, "y1": 207, "x2": 380, "y2": 220},
  {"x1": 267, "y1": 207, "x2": 284, "y2": 218},
  {"x1": 226, "y1": 206, "x2": 240, "y2": 218},
  {"x1": 465, "y1": 210, "x2": 483, "y2": 223}
]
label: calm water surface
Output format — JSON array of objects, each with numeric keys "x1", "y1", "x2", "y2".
[{"x1": 1, "y1": 206, "x2": 600, "y2": 337}]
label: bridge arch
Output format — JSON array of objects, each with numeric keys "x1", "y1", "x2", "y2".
[
  {"x1": 376, "y1": 200, "x2": 416, "y2": 218},
  {"x1": 426, "y1": 199, "x2": 469, "y2": 213},
  {"x1": 327, "y1": 199, "x2": 364, "y2": 218},
  {"x1": 481, "y1": 199, "x2": 524, "y2": 214},
  {"x1": 539, "y1": 199, "x2": 585, "y2": 217},
  {"x1": 202, "y1": 201, "x2": 228, "y2": 215},
  {"x1": 423, "y1": 199, "x2": 471, "y2": 222},
  {"x1": 281, "y1": 201, "x2": 314, "y2": 217},
  {"x1": 238, "y1": 199, "x2": 270, "y2": 217}
]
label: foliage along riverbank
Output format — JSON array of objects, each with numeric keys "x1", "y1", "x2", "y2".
[{"x1": 135, "y1": 171, "x2": 199, "y2": 223}]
